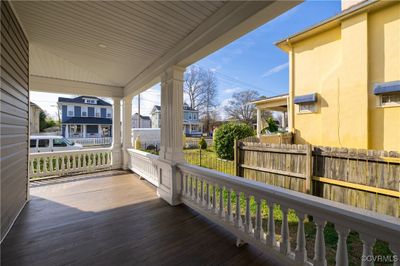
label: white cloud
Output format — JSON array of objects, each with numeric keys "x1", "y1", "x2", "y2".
[
  {"x1": 262, "y1": 62, "x2": 289, "y2": 77},
  {"x1": 222, "y1": 87, "x2": 241, "y2": 94}
]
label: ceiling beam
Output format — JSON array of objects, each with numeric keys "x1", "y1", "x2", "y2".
[
  {"x1": 124, "y1": 0, "x2": 302, "y2": 96},
  {"x1": 30, "y1": 75, "x2": 124, "y2": 98}
]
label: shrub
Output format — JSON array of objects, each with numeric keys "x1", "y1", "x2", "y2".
[
  {"x1": 261, "y1": 117, "x2": 278, "y2": 134},
  {"x1": 214, "y1": 123, "x2": 254, "y2": 160},
  {"x1": 198, "y1": 137, "x2": 207, "y2": 150}
]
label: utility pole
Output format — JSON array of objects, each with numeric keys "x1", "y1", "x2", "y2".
[{"x1": 138, "y1": 94, "x2": 141, "y2": 128}]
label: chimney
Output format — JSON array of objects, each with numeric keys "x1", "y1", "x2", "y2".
[{"x1": 341, "y1": 0, "x2": 367, "y2": 11}]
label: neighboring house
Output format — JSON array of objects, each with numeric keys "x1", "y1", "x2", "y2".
[
  {"x1": 58, "y1": 96, "x2": 112, "y2": 139},
  {"x1": 29, "y1": 102, "x2": 42, "y2": 134},
  {"x1": 255, "y1": 0, "x2": 399, "y2": 151},
  {"x1": 150, "y1": 105, "x2": 161, "y2": 128},
  {"x1": 150, "y1": 104, "x2": 203, "y2": 136},
  {"x1": 132, "y1": 113, "x2": 151, "y2": 128}
]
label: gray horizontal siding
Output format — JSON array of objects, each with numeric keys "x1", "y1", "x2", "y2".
[{"x1": 1, "y1": 0, "x2": 29, "y2": 242}]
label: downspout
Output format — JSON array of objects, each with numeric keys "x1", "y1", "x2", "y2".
[{"x1": 287, "y1": 39, "x2": 295, "y2": 134}]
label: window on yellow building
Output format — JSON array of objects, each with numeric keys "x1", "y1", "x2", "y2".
[
  {"x1": 381, "y1": 93, "x2": 400, "y2": 107},
  {"x1": 299, "y1": 103, "x2": 316, "y2": 113}
]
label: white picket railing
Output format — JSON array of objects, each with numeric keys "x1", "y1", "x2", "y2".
[
  {"x1": 127, "y1": 148, "x2": 159, "y2": 186},
  {"x1": 71, "y1": 137, "x2": 112, "y2": 146},
  {"x1": 29, "y1": 148, "x2": 112, "y2": 179},
  {"x1": 177, "y1": 163, "x2": 400, "y2": 266}
]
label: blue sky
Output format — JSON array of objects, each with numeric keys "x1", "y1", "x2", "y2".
[{"x1": 32, "y1": 1, "x2": 342, "y2": 118}]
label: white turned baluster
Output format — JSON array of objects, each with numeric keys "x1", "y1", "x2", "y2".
[
  {"x1": 189, "y1": 175, "x2": 193, "y2": 199},
  {"x1": 360, "y1": 234, "x2": 376, "y2": 266},
  {"x1": 72, "y1": 154, "x2": 76, "y2": 169},
  {"x1": 184, "y1": 174, "x2": 188, "y2": 197},
  {"x1": 200, "y1": 179, "x2": 204, "y2": 205},
  {"x1": 181, "y1": 173, "x2": 186, "y2": 195},
  {"x1": 213, "y1": 184, "x2": 217, "y2": 213},
  {"x1": 266, "y1": 201, "x2": 275, "y2": 246},
  {"x1": 254, "y1": 198, "x2": 263, "y2": 240},
  {"x1": 219, "y1": 186, "x2": 225, "y2": 218},
  {"x1": 335, "y1": 225, "x2": 350, "y2": 266},
  {"x1": 206, "y1": 182, "x2": 210, "y2": 209},
  {"x1": 30, "y1": 159, "x2": 34, "y2": 176},
  {"x1": 295, "y1": 212, "x2": 307, "y2": 263},
  {"x1": 82, "y1": 154, "x2": 86, "y2": 169},
  {"x1": 49, "y1": 156, "x2": 54, "y2": 174},
  {"x1": 60, "y1": 156, "x2": 65, "y2": 174},
  {"x1": 67, "y1": 155, "x2": 71, "y2": 171},
  {"x1": 313, "y1": 217, "x2": 327, "y2": 266},
  {"x1": 194, "y1": 177, "x2": 198, "y2": 201},
  {"x1": 280, "y1": 206, "x2": 290, "y2": 255},
  {"x1": 244, "y1": 194, "x2": 252, "y2": 234},
  {"x1": 390, "y1": 243, "x2": 400, "y2": 266},
  {"x1": 55, "y1": 156, "x2": 60, "y2": 174},
  {"x1": 43, "y1": 158, "x2": 48, "y2": 175},
  {"x1": 235, "y1": 192, "x2": 242, "y2": 229},
  {"x1": 226, "y1": 189, "x2": 233, "y2": 222}
]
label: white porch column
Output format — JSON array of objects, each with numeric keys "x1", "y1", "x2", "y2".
[
  {"x1": 158, "y1": 65, "x2": 185, "y2": 206},
  {"x1": 83, "y1": 125, "x2": 86, "y2": 138},
  {"x1": 282, "y1": 111, "x2": 286, "y2": 129},
  {"x1": 65, "y1": 125, "x2": 69, "y2": 138},
  {"x1": 256, "y1": 108, "x2": 262, "y2": 137},
  {"x1": 122, "y1": 94, "x2": 133, "y2": 170},
  {"x1": 111, "y1": 97, "x2": 122, "y2": 169}
]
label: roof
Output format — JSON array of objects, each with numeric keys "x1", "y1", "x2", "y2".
[
  {"x1": 151, "y1": 105, "x2": 161, "y2": 113},
  {"x1": 133, "y1": 113, "x2": 151, "y2": 120},
  {"x1": 275, "y1": 0, "x2": 393, "y2": 51},
  {"x1": 183, "y1": 103, "x2": 197, "y2": 111},
  {"x1": 29, "y1": 102, "x2": 43, "y2": 111},
  {"x1": 251, "y1": 93, "x2": 289, "y2": 105},
  {"x1": 63, "y1": 117, "x2": 112, "y2": 125},
  {"x1": 58, "y1": 96, "x2": 112, "y2": 106}
]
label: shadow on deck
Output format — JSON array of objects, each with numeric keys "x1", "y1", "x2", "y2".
[{"x1": 1, "y1": 171, "x2": 275, "y2": 266}]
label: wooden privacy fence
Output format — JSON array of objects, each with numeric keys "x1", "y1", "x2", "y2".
[{"x1": 236, "y1": 138, "x2": 400, "y2": 217}]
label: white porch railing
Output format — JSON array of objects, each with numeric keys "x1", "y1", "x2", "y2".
[
  {"x1": 177, "y1": 163, "x2": 400, "y2": 266},
  {"x1": 127, "y1": 148, "x2": 159, "y2": 187},
  {"x1": 29, "y1": 148, "x2": 112, "y2": 179},
  {"x1": 71, "y1": 137, "x2": 112, "y2": 146}
]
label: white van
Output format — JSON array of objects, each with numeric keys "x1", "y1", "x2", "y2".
[{"x1": 30, "y1": 136, "x2": 83, "y2": 153}]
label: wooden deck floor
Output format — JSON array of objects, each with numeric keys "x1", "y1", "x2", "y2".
[{"x1": 1, "y1": 171, "x2": 275, "y2": 266}]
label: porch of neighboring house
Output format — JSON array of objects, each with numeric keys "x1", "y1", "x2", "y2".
[
  {"x1": 2, "y1": 1, "x2": 400, "y2": 266},
  {"x1": 1, "y1": 171, "x2": 274, "y2": 266},
  {"x1": 63, "y1": 123, "x2": 112, "y2": 139}
]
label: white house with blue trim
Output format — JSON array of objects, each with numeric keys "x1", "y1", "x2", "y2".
[{"x1": 58, "y1": 96, "x2": 112, "y2": 139}]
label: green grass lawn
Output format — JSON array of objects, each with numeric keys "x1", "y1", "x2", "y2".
[{"x1": 184, "y1": 147, "x2": 235, "y2": 175}]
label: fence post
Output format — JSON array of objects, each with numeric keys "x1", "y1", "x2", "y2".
[
  {"x1": 305, "y1": 144, "x2": 312, "y2": 194},
  {"x1": 234, "y1": 139, "x2": 239, "y2": 176}
]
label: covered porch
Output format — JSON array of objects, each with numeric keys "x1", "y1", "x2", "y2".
[{"x1": 2, "y1": 1, "x2": 400, "y2": 265}]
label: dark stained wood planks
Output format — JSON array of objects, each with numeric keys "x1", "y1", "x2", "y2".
[{"x1": 1, "y1": 171, "x2": 276, "y2": 266}]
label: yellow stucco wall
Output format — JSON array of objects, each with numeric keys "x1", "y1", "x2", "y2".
[
  {"x1": 368, "y1": 4, "x2": 400, "y2": 151},
  {"x1": 290, "y1": 3, "x2": 400, "y2": 151}
]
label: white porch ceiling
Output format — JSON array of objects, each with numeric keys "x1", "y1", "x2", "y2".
[
  {"x1": 13, "y1": 1, "x2": 224, "y2": 87},
  {"x1": 11, "y1": 1, "x2": 301, "y2": 96}
]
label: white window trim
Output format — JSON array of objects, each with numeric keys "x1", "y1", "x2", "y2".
[
  {"x1": 95, "y1": 107, "x2": 101, "y2": 117},
  {"x1": 67, "y1": 105, "x2": 74, "y2": 117},
  {"x1": 81, "y1": 106, "x2": 88, "y2": 117}
]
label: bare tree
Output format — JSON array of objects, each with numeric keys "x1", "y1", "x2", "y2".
[
  {"x1": 224, "y1": 90, "x2": 260, "y2": 124},
  {"x1": 184, "y1": 66, "x2": 218, "y2": 133}
]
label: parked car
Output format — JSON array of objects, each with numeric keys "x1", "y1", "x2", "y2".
[{"x1": 30, "y1": 136, "x2": 83, "y2": 153}]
